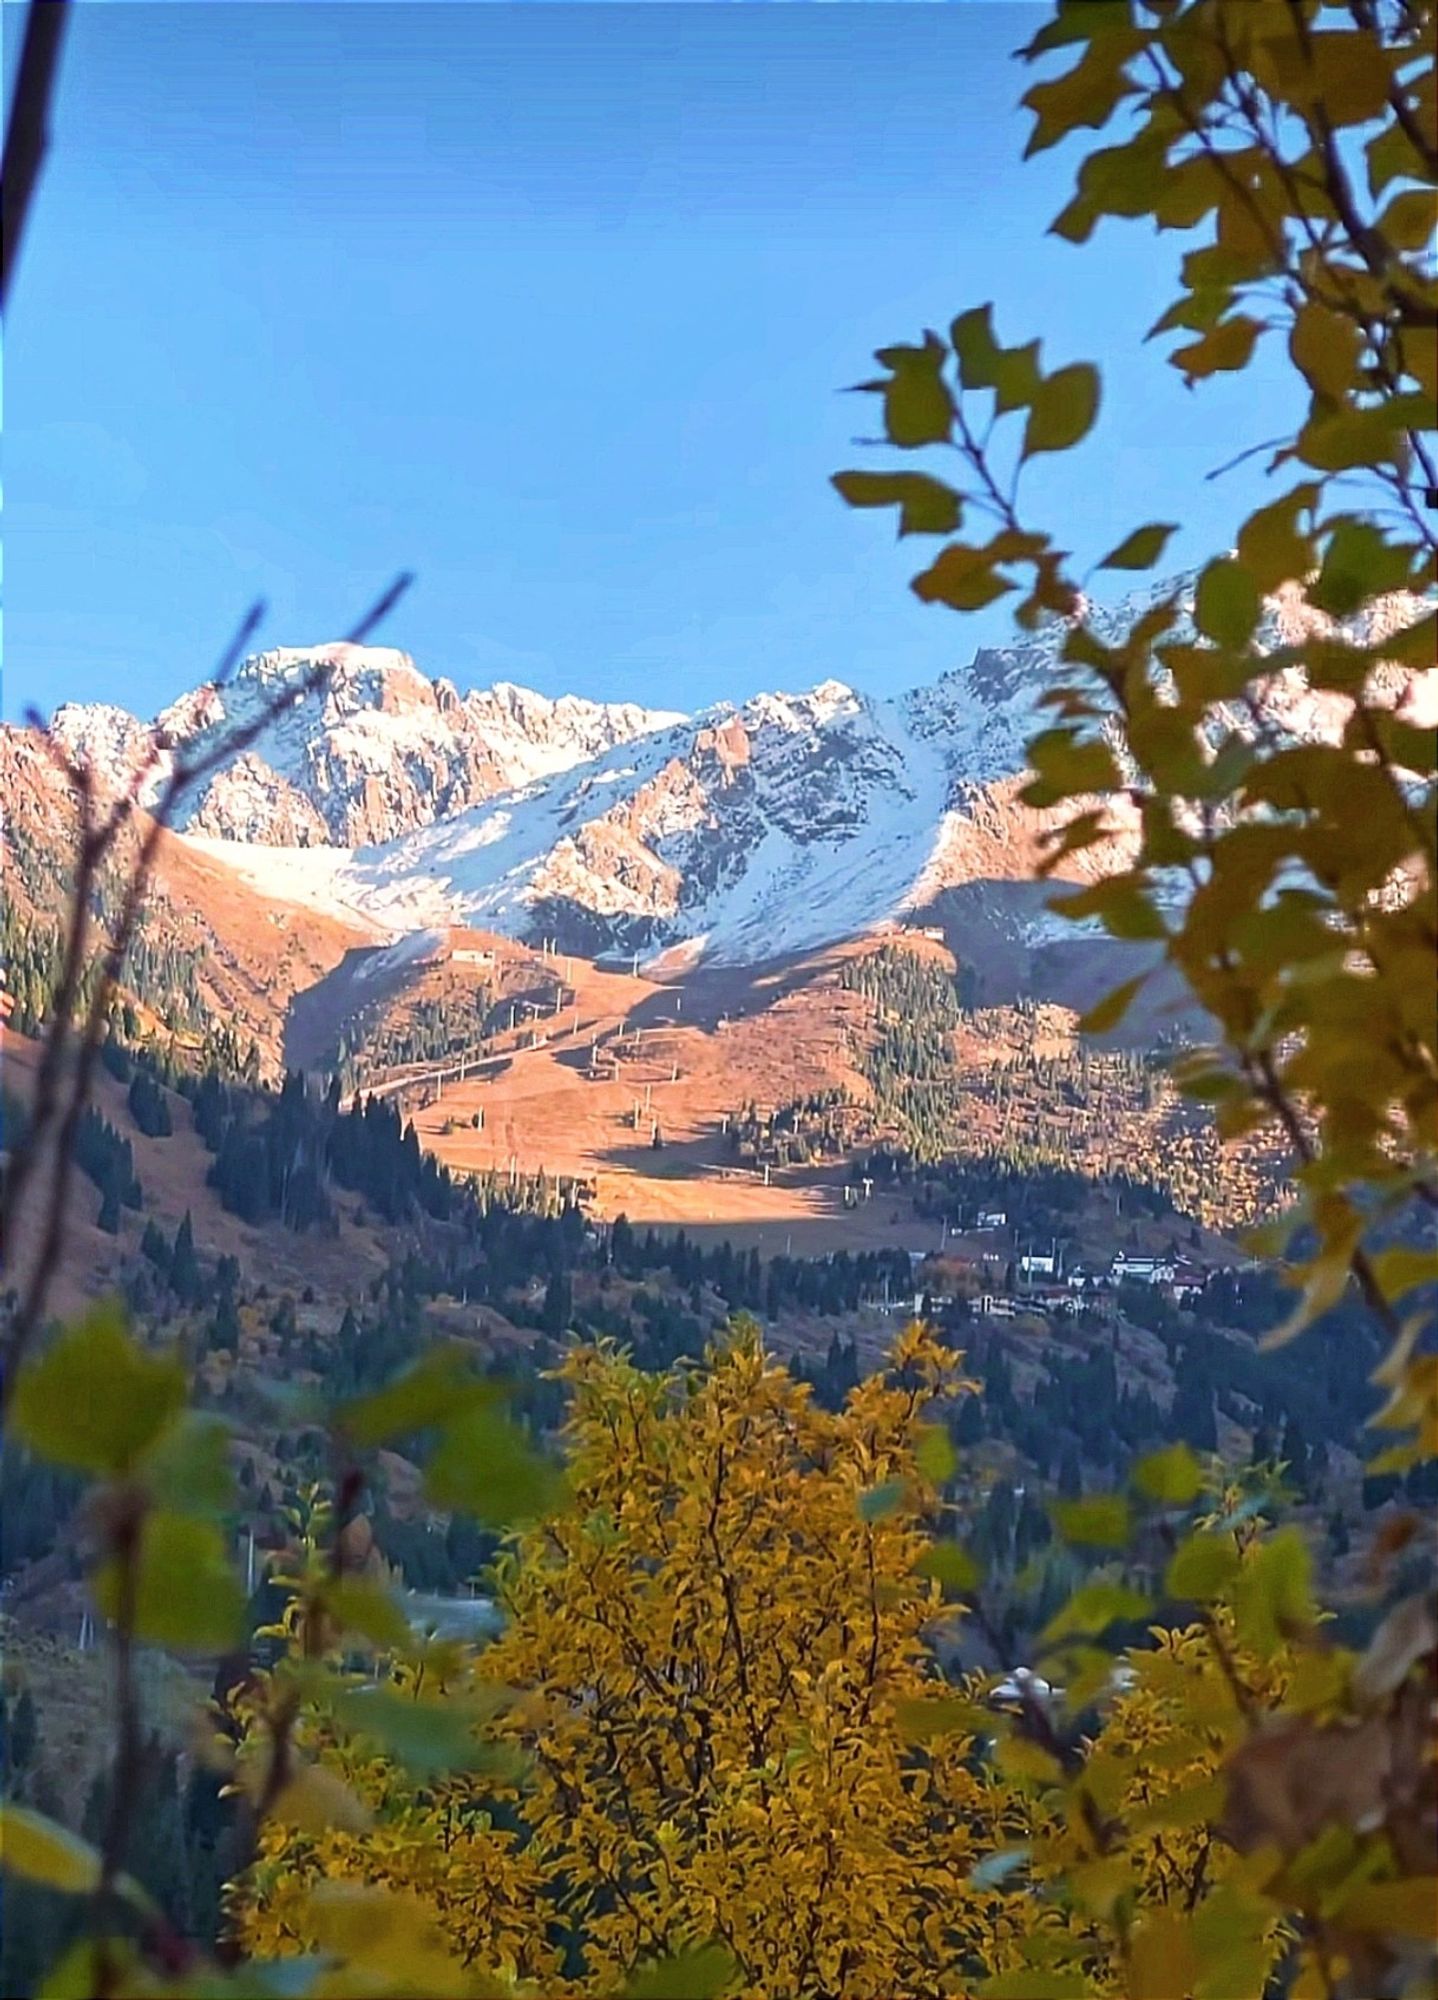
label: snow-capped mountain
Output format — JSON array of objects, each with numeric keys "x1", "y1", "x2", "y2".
[
  {"x1": 50, "y1": 645, "x2": 683, "y2": 847},
  {"x1": 34, "y1": 579, "x2": 1433, "y2": 969}
]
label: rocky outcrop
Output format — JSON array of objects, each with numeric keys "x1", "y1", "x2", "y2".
[{"x1": 46, "y1": 647, "x2": 683, "y2": 848}]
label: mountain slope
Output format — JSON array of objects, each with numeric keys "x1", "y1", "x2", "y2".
[{"x1": 0, "y1": 726, "x2": 370, "y2": 1074}]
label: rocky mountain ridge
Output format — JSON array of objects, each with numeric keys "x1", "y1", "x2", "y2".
[
  {"x1": 49, "y1": 644, "x2": 684, "y2": 847},
  {"x1": 28, "y1": 578, "x2": 1434, "y2": 969}
]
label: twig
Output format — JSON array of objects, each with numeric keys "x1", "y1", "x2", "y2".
[
  {"x1": 0, "y1": 0, "x2": 71, "y2": 311},
  {"x1": 0, "y1": 574, "x2": 414, "y2": 1409}
]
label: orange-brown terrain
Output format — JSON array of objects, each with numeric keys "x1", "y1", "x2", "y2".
[
  {"x1": 1, "y1": 727, "x2": 373, "y2": 1073},
  {"x1": 411, "y1": 946, "x2": 919, "y2": 1255},
  {"x1": 302, "y1": 926, "x2": 1274, "y2": 1248}
]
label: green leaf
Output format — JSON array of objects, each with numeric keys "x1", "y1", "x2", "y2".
[
  {"x1": 1367, "y1": 118, "x2": 1429, "y2": 197},
  {"x1": 1232, "y1": 1526, "x2": 1314, "y2": 1659},
  {"x1": 1042, "y1": 1580, "x2": 1152, "y2": 1643},
  {"x1": 916, "y1": 1541, "x2": 981, "y2": 1593},
  {"x1": 1235, "y1": 486, "x2": 1317, "y2": 592},
  {"x1": 326, "y1": 1579, "x2": 416, "y2": 1652},
  {"x1": 1165, "y1": 1531, "x2": 1240, "y2": 1603},
  {"x1": 303, "y1": 1882, "x2": 463, "y2": 1990},
  {"x1": 1022, "y1": 1, "x2": 1131, "y2": 54},
  {"x1": 911, "y1": 543, "x2": 1016, "y2": 612},
  {"x1": 267, "y1": 1763, "x2": 373, "y2": 1837},
  {"x1": 1047, "y1": 878, "x2": 1166, "y2": 942},
  {"x1": 336, "y1": 1344, "x2": 495, "y2": 1450},
  {"x1": 1098, "y1": 523, "x2": 1177, "y2": 571},
  {"x1": 180, "y1": 1959, "x2": 333, "y2": 1999},
  {"x1": 424, "y1": 1407, "x2": 560, "y2": 1525},
  {"x1": 1133, "y1": 1442, "x2": 1203, "y2": 1507},
  {"x1": 331, "y1": 1687, "x2": 517, "y2": 1779},
  {"x1": 948, "y1": 307, "x2": 1043, "y2": 413},
  {"x1": 1022, "y1": 42, "x2": 1137, "y2": 159},
  {"x1": 1298, "y1": 394, "x2": 1431, "y2": 472},
  {"x1": 894, "y1": 1693, "x2": 990, "y2": 1742},
  {"x1": 992, "y1": 340, "x2": 1044, "y2": 415},
  {"x1": 1078, "y1": 973, "x2": 1148, "y2": 1037},
  {"x1": 1336, "y1": 1877, "x2": 1438, "y2": 1940},
  {"x1": 37, "y1": 1942, "x2": 140, "y2": 2000},
  {"x1": 10, "y1": 1302, "x2": 186, "y2": 1477},
  {"x1": 1022, "y1": 363, "x2": 1100, "y2": 457},
  {"x1": 1194, "y1": 558, "x2": 1260, "y2": 648},
  {"x1": 831, "y1": 471, "x2": 961, "y2": 537},
  {"x1": 621, "y1": 1944, "x2": 737, "y2": 2000},
  {"x1": 1310, "y1": 519, "x2": 1414, "y2": 619},
  {"x1": 857, "y1": 1479, "x2": 905, "y2": 1523},
  {"x1": 875, "y1": 334, "x2": 954, "y2": 447},
  {"x1": 982, "y1": 1975, "x2": 1088, "y2": 2000},
  {"x1": 1025, "y1": 727, "x2": 1122, "y2": 803},
  {"x1": 94, "y1": 1511, "x2": 245, "y2": 1654},
  {"x1": 950, "y1": 305, "x2": 1003, "y2": 391},
  {"x1": 0, "y1": 1805, "x2": 102, "y2": 1893},
  {"x1": 141, "y1": 1412, "x2": 236, "y2": 1517},
  {"x1": 1051, "y1": 1494, "x2": 1131, "y2": 1548},
  {"x1": 1290, "y1": 301, "x2": 1362, "y2": 400},
  {"x1": 1128, "y1": 1777, "x2": 1226, "y2": 1834},
  {"x1": 913, "y1": 1422, "x2": 956, "y2": 1485}
]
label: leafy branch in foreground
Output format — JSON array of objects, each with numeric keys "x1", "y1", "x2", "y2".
[
  {"x1": 836, "y1": 0, "x2": 1437, "y2": 1466},
  {"x1": 834, "y1": 3, "x2": 1437, "y2": 1993}
]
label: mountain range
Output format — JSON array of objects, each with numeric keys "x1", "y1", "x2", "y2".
[{"x1": 28, "y1": 574, "x2": 1434, "y2": 974}]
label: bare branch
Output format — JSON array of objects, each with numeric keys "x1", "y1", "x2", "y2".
[{"x1": 0, "y1": 0, "x2": 71, "y2": 312}]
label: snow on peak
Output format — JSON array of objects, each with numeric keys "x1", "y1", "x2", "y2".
[{"x1": 50, "y1": 647, "x2": 686, "y2": 848}]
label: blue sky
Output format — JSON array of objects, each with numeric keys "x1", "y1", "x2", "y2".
[{"x1": 4, "y1": 2, "x2": 1296, "y2": 722}]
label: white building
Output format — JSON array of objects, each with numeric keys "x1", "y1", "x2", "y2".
[{"x1": 1110, "y1": 1252, "x2": 1176, "y2": 1285}]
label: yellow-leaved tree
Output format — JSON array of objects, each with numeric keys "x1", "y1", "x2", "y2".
[{"x1": 235, "y1": 1321, "x2": 1052, "y2": 1997}]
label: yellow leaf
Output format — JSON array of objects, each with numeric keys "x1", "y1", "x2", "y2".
[
  {"x1": 0, "y1": 1806, "x2": 101, "y2": 1894},
  {"x1": 1336, "y1": 1876, "x2": 1438, "y2": 1940},
  {"x1": 1173, "y1": 314, "x2": 1263, "y2": 382},
  {"x1": 269, "y1": 1762, "x2": 374, "y2": 1836},
  {"x1": 1128, "y1": 1911, "x2": 1198, "y2": 2000},
  {"x1": 1290, "y1": 302, "x2": 1362, "y2": 399},
  {"x1": 1236, "y1": 485, "x2": 1318, "y2": 591},
  {"x1": 306, "y1": 1882, "x2": 469, "y2": 1996}
]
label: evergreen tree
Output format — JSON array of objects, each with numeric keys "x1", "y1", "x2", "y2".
[{"x1": 169, "y1": 1212, "x2": 202, "y2": 1306}]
